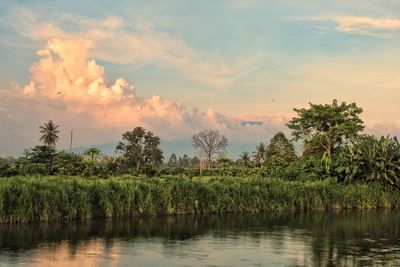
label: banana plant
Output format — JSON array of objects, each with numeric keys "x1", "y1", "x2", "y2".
[{"x1": 335, "y1": 136, "x2": 400, "y2": 190}]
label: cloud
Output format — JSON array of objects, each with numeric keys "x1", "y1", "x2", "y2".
[
  {"x1": 314, "y1": 15, "x2": 400, "y2": 38},
  {"x1": 335, "y1": 16, "x2": 400, "y2": 32},
  {"x1": 1, "y1": 37, "x2": 399, "y2": 156},
  {"x1": 5, "y1": 11, "x2": 261, "y2": 89},
  {"x1": 366, "y1": 122, "x2": 400, "y2": 138},
  {"x1": 0, "y1": 38, "x2": 281, "y2": 156}
]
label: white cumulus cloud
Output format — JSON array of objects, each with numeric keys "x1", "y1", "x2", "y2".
[{"x1": 0, "y1": 38, "x2": 282, "y2": 156}]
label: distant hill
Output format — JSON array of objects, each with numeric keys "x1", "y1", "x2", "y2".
[{"x1": 72, "y1": 138, "x2": 258, "y2": 160}]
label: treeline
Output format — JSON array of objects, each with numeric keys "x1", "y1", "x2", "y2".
[{"x1": 0, "y1": 100, "x2": 400, "y2": 191}]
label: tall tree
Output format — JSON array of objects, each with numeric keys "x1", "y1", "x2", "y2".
[
  {"x1": 287, "y1": 99, "x2": 364, "y2": 158},
  {"x1": 252, "y1": 142, "x2": 267, "y2": 167},
  {"x1": 116, "y1": 127, "x2": 163, "y2": 172},
  {"x1": 39, "y1": 120, "x2": 60, "y2": 147},
  {"x1": 143, "y1": 131, "x2": 163, "y2": 167},
  {"x1": 266, "y1": 132, "x2": 297, "y2": 162},
  {"x1": 192, "y1": 129, "x2": 228, "y2": 170}
]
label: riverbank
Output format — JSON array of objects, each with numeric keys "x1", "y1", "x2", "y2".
[{"x1": 0, "y1": 176, "x2": 399, "y2": 223}]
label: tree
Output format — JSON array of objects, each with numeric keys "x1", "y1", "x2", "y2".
[
  {"x1": 25, "y1": 145, "x2": 57, "y2": 175},
  {"x1": 178, "y1": 154, "x2": 190, "y2": 168},
  {"x1": 143, "y1": 131, "x2": 163, "y2": 167},
  {"x1": 266, "y1": 132, "x2": 297, "y2": 162},
  {"x1": 287, "y1": 99, "x2": 364, "y2": 158},
  {"x1": 84, "y1": 147, "x2": 101, "y2": 174},
  {"x1": 39, "y1": 120, "x2": 60, "y2": 147},
  {"x1": 116, "y1": 127, "x2": 163, "y2": 172},
  {"x1": 238, "y1": 151, "x2": 252, "y2": 167},
  {"x1": 53, "y1": 151, "x2": 85, "y2": 175},
  {"x1": 252, "y1": 142, "x2": 267, "y2": 167},
  {"x1": 191, "y1": 156, "x2": 200, "y2": 167},
  {"x1": 192, "y1": 129, "x2": 228, "y2": 170},
  {"x1": 167, "y1": 153, "x2": 178, "y2": 167},
  {"x1": 27, "y1": 145, "x2": 57, "y2": 164}
]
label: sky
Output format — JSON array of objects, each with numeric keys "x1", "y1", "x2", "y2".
[{"x1": 1, "y1": 0, "x2": 400, "y2": 156}]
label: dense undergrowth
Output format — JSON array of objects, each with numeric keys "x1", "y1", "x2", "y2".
[{"x1": 0, "y1": 175, "x2": 399, "y2": 223}]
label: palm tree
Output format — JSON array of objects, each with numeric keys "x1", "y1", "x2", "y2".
[
  {"x1": 253, "y1": 142, "x2": 267, "y2": 167},
  {"x1": 239, "y1": 151, "x2": 252, "y2": 167},
  {"x1": 39, "y1": 120, "x2": 60, "y2": 147}
]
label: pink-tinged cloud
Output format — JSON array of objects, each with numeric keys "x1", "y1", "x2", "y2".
[
  {"x1": 312, "y1": 15, "x2": 400, "y2": 38},
  {"x1": 2, "y1": 37, "x2": 398, "y2": 156},
  {"x1": 334, "y1": 16, "x2": 400, "y2": 32},
  {"x1": 0, "y1": 38, "x2": 284, "y2": 155}
]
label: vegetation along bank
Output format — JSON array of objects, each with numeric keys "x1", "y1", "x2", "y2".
[
  {"x1": 0, "y1": 176, "x2": 399, "y2": 223},
  {"x1": 1, "y1": 99, "x2": 400, "y2": 223}
]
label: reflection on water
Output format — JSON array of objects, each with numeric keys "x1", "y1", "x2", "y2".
[{"x1": 0, "y1": 210, "x2": 399, "y2": 266}]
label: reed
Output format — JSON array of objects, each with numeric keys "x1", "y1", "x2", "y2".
[{"x1": 0, "y1": 176, "x2": 399, "y2": 223}]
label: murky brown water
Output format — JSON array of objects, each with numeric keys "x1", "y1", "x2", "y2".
[{"x1": 0, "y1": 210, "x2": 399, "y2": 266}]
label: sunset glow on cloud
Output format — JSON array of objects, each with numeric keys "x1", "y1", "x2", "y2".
[
  {"x1": 0, "y1": 37, "x2": 283, "y2": 154},
  {"x1": 1, "y1": 1, "x2": 400, "y2": 155}
]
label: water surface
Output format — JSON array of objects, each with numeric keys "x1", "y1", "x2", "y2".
[{"x1": 0, "y1": 210, "x2": 399, "y2": 266}]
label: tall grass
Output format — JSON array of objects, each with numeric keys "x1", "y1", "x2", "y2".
[{"x1": 0, "y1": 176, "x2": 399, "y2": 223}]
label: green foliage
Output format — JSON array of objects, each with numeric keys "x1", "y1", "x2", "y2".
[
  {"x1": 237, "y1": 151, "x2": 252, "y2": 167},
  {"x1": 52, "y1": 151, "x2": 85, "y2": 175},
  {"x1": 0, "y1": 157, "x2": 17, "y2": 177},
  {"x1": 167, "y1": 153, "x2": 178, "y2": 167},
  {"x1": 336, "y1": 136, "x2": 400, "y2": 190},
  {"x1": 287, "y1": 99, "x2": 364, "y2": 157},
  {"x1": 252, "y1": 142, "x2": 267, "y2": 167},
  {"x1": 83, "y1": 147, "x2": 102, "y2": 176},
  {"x1": 0, "y1": 176, "x2": 399, "y2": 223},
  {"x1": 178, "y1": 154, "x2": 192, "y2": 168},
  {"x1": 103, "y1": 156, "x2": 124, "y2": 175},
  {"x1": 38, "y1": 120, "x2": 60, "y2": 147},
  {"x1": 215, "y1": 157, "x2": 234, "y2": 176},
  {"x1": 261, "y1": 157, "x2": 289, "y2": 178},
  {"x1": 22, "y1": 163, "x2": 48, "y2": 176},
  {"x1": 266, "y1": 132, "x2": 297, "y2": 162},
  {"x1": 20, "y1": 145, "x2": 57, "y2": 175},
  {"x1": 26, "y1": 145, "x2": 56, "y2": 164},
  {"x1": 301, "y1": 136, "x2": 326, "y2": 158},
  {"x1": 116, "y1": 127, "x2": 163, "y2": 173}
]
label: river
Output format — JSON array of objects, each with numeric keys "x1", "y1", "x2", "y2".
[{"x1": 0, "y1": 210, "x2": 399, "y2": 266}]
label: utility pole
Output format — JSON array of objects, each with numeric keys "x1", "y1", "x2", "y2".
[{"x1": 69, "y1": 130, "x2": 73, "y2": 153}]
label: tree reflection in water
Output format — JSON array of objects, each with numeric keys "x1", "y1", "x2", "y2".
[{"x1": 0, "y1": 210, "x2": 399, "y2": 266}]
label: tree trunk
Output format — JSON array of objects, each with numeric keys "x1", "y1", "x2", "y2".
[
  {"x1": 326, "y1": 135, "x2": 333, "y2": 157},
  {"x1": 136, "y1": 160, "x2": 140, "y2": 172},
  {"x1": 91, "y1": 154, "x2": 94, "y2": 174}
]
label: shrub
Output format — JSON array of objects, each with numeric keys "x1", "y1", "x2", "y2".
[{"x1": 336, "y1": 136, "x2": 400, "y2": 190}]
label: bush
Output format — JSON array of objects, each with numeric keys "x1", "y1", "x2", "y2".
[
  {"x1": 22, "y1": 163, "x2": 48, "y2": 176},
  {"x1": 335, "y1": 136, "x2": 400, "y2": 190}
]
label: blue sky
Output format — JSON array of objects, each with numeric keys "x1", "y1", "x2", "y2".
[{"x1": 1, "y1": 1, "x2": 400, "y2": 155}]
